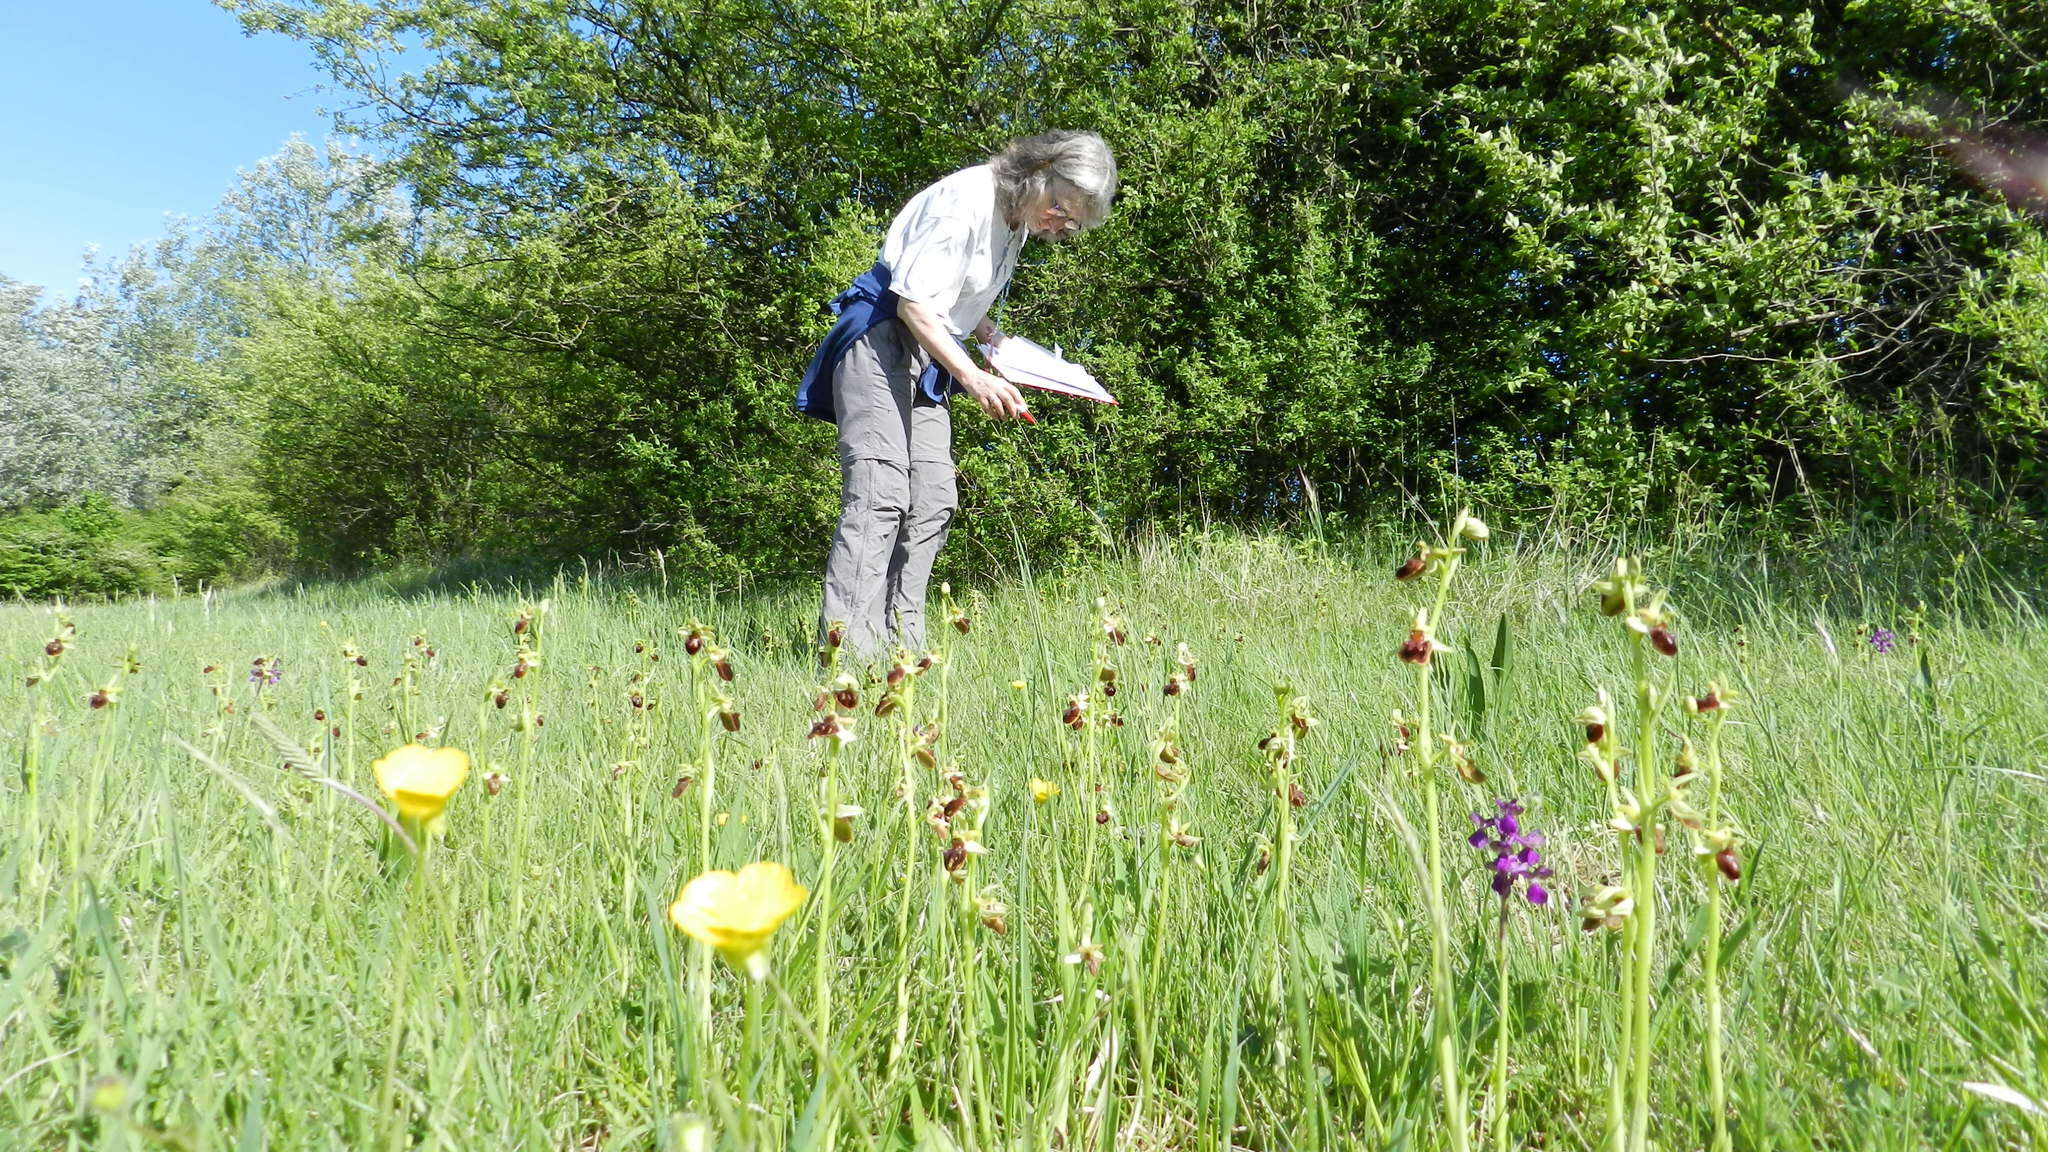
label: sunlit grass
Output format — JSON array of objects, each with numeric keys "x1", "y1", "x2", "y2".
[{"x1": 1, "y1": 533, "x2": 2044, "y2": 1149}]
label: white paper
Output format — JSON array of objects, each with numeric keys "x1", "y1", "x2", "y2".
[{"x1": 987, "y1": 335, "x2": 1117, "y2": 405}]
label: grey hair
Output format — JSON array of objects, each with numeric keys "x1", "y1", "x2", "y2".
[{"x1": 991, "y1": 130, "x2": 1118, "y2": 231}]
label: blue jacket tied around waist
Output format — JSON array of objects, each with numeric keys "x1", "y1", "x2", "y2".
[{"x1": 795, "y1": 262, "x2": 966, "y2": 422}]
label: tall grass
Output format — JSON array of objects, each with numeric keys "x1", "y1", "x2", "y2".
[{"x1": 1, "y1": 533, "x2": 2044, "y2": 1149}]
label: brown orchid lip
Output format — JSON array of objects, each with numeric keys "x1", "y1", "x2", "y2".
[
  {"x1": 1399, "y1": 632, "x2": 1434, "y2": 664},
  {"x1": 1395, "y1": 556, "x2": 1426, "y2": 581},
  {"x1": 1650, "y1": 626, "x2": 1678, "y2": 657}
]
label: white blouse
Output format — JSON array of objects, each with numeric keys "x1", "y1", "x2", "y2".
[{"x1": 880, "y1": 164, "x2": 1023, "y2": 337}]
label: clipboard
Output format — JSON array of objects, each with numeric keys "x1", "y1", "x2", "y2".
[{"x1": 986, "y1": 335, "x2": 1118, "y2": 406}]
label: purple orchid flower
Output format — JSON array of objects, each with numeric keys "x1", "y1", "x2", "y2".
[{"x1": 1469, "y1": 798, "x2": 1553, "y2": 906}]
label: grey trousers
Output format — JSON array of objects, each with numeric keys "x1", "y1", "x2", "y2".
[{"x1": 819, "y1": 318, "x2": 957, "y2": 658}]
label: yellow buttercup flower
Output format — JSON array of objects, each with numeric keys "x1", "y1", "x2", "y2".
[
  {"x1": 670, "y1": 861, "x2": 808, "y2": 980},
  {"x1": 371, "y1": 744, "x2": 471, "y2": 825},
  {"x1": 1029, "y1": 778, "x2": 1060, "y2": 804}
]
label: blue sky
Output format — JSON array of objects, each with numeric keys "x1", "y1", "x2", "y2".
[{"x1": 0, "y1": 2, "x2": 342, "y2": 303}]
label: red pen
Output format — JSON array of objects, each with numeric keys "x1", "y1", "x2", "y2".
[{"x1": 1020, "y1": 410, "x2": 1036, "y2": 425}]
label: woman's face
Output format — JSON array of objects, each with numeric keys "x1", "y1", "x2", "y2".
[{"x1": 1023, "y1": 183, "x2": 1085, "y2": 240}]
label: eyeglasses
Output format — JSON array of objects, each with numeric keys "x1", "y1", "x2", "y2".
[{"x1": 1046, "y1": 197, "x2": 1082, "y2": 233}]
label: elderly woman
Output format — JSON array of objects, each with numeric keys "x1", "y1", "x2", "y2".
[{"x1": 797, "y1": 130, "x2": 1117, "y2": 657}]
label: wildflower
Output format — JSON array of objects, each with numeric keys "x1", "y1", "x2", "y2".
[
  {"x1": 1579, "y1": 884, "x2": 1634, "y2": 931},
  {"x1": 1398, "y1": 611, "x2": 1450, "y2": 666},
  {"x1": 807, "y1": 712, "x2": 857, "y2": 749},
  {"x1": 1029, "y1": 778, "x2": 1060, "y2": 804},
  {"x1": 1452, "y1": 510, "x2": 1490, "y2": 541},
  {"x1": 1869, "y1": 627, "x2": 1897, "y2": 655},
  {"x1": 669, "y1": 861, "x2": 808, "y2": 980},
  {"x1": 1287, "y1": 693, "x2": 1317, "y2": 737},
  {"x1": 829, "y1": 672, "x2": 860, "y2": 711},
  {"x1": 978, "y1": 896, "x2": 1008, "y2": 934},
  {"x1": 1064, "y1": 933, "x2": 1105, "y2": 975},
  {"x1": 1672, "y1": 740, "x2": 1700, "y2": 786},
  {"x1": 87, "y1": 687, "x2": 115, "y2": 709},
  {"x1": 1577, "y1": 702, "x2": 1609, "y2": 744},
  {"x1": 370, "y1": 744, "x2": 471, "y2": 826},
  {"x1": 1469, "y1": 799, "x2": 1552, "y2": 905},
  {"x1": 1442, "y1": 731, "x2": 1484, "y2": 784},
  {"x1": 248, "y1": 656, "x2": 284, "y2": 687},
  {"x1": 1395, "y1": 552, "x2": 1428, "y2": 582},
  {"x1": 1684, "y1": 681, "x2": 1734, "y2": 715},
  {"x1": 1624, "y1": 594, "x2": 1677, "y2": 656},
  {"x1": 1062, "y1": 693, "x2": 1088, "y2": 730},
  {"x1": 45, "y1": 638, "x2": 65, "y2": 658},
  {"x1": 485, "y1": 771, "x2": 507, "y2": 796},
  {"x1": 831, "y1": 803, "x2": 863, "y2": 843},
  {"x1": 1590, "y1": 557, "x2": 1644, "y2": 617},
  {"x1": 1011, "y1": 679, "x2": 1027, "y2": 690}
]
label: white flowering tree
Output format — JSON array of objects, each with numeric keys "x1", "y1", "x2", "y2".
[{"x1": 0, "y1": 278, "x2": 151, "y2": 511}]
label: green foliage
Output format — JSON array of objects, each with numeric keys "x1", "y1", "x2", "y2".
[
  {"x1": 177, "y1": 0, "x2": 2048, "y2": 578},
  {"x1": 0, "y1": 483, "x2": 287, "y2": 601},
  {"x1": 24, "y1": 0, "x2": 2046, "y2": 585},
  {"x1": 0, "y1": 501, "x2": 163, "y2": 600}
]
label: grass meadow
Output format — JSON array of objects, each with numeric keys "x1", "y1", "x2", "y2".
[{"x1": 2, "y1": 531, "x2": 2045, "y2": 1150}]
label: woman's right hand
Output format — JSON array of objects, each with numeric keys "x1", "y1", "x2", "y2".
[{"x1": 958, "y1": 367, "x2": 1031, "y2": 422}]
